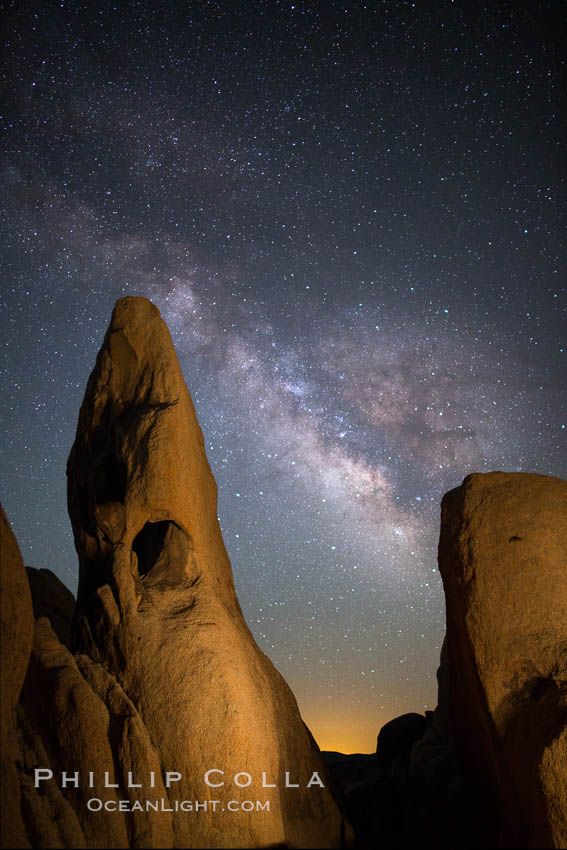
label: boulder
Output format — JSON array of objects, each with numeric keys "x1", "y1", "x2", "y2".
[
  {"x1": 0, "y1": 505, "x2": 35, "y2": 849},
  {"x1": 0, "y1": 505, "x2": 34, "y2": 752},
  {"x1": 375, "y1": 712, "x2": 427, "y2": 770},
  {"x1": 438, "y1": 472, "x2": 567, "y2": 849}
]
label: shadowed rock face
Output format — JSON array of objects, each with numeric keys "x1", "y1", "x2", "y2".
[
  {"x1": 438, "y1": 472, "x2": 567, "y2": 849},
  {"x1": 375, "y1": 713, "x2": 427, "y2": 771},
  {"x1": 26, "y1": 567, "x2": 75, "y2": 646},
  {"x1": 61, "y1": 296, "x2": 346, "y2": 848}
]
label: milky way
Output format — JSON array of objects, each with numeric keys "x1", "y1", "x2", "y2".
[{"x1": 2, "y1": 0, "x2": 565, "y2": 751}]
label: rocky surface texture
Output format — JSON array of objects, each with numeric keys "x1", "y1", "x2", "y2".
[
  {"x1": 0, "y1": 297, "x2": 348, "y2": 849},
  {"x1": 0, "y1": 506, "x2": 34, "y2": 756},
  {"x1": 1, "y1": 505, "x2": 35, "y2": 850},
  {"x1": 438, "y1": 472, "x2": 567, "y2": 849},
  {"x1": 25, "y1": 567, "x2": 75, "y2": 647}
]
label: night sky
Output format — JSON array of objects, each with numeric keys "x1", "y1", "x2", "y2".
[{"x1": 2, "y1": 0, "x2": 565, "y2": 753}]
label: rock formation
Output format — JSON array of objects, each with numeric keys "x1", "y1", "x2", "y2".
[
  {"x1": 328, "y1": 709, "x2": 480, "y2": 850},
  {"x1": 0, "y1": 507, "x2": 34, "y2": 756},
  {"x1": 26, "y1": 567, "x2": 75, "y2": 646},
  {"x1": 438, "y1": 472, "x2": 567, "y2": 849},
  {"x1": 0, "y1": 297, "x2": 348, "y2": 849},
  {"x1": 375, "y1": 712, "x2": 427, "y2": 771},
  {"x1": 1, "y1": 505, "x2": 35, "y2": 849}
]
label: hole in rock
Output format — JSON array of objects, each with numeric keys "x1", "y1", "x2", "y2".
[{"x1": 132, "y1": 520, "x2": 190, "y2": 585}]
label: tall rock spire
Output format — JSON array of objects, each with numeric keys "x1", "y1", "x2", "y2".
[{"x1": 65, "y1": 296, "x2": 347, "y2": 848}]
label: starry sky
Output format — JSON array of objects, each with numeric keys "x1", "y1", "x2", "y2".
[{"x1": 2, "y1": 0, "x2": 565, "y2": 753}]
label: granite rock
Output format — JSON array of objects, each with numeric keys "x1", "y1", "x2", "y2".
[
  {"x1": 438, "y1": 472, "x2": 567, "y2": 848},
  {"x1": 65, "y1": 296, "x2": 347, "y2": 849},
  {"x1": 0, "y1": 505, "x2": 35, "y2": 849},
  {"x1": 25, "y1": 567, "x2": 75, "y2": 646},
  {"x1": 0, "y1": 506, "x2": 34, "y2": 753}
]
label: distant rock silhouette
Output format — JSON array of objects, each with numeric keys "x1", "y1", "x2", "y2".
[
  {"x1": 438, "y1": 472, "x2": 567, "y2": 849},
  {"x1": 0, "y1": 297, "x2": 349, "y2": 849},
  {"x1": 327, "y1": 710, "x2": 479, "y2": 850},
  {"x1": 375, "y1": 712, "x2": 427, "y2": 771}
]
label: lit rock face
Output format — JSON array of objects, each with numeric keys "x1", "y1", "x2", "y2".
[
  {"x1": 65, "y1": 296, "x2": 346, "y2": 849},
  {"x1": 0, "y1": 505, "x2": 35, "y2": 848},
  {"x1": 0, "y1": 506, "x2": 34, "y2": 755},
  {"x1": 438, "y1": 472, "x2": 567, "y2": 849}
]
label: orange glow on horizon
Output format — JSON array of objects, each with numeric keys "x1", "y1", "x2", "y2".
[
  {"x1": 298, "y1": 691, "x2": 436, "y2": 755},
  {"x1": 300, "y1": 708, "x2": 388, "y2": 755},
  {"x1": 314, "y1": 731, "x2": 376, "y2": 755}
]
